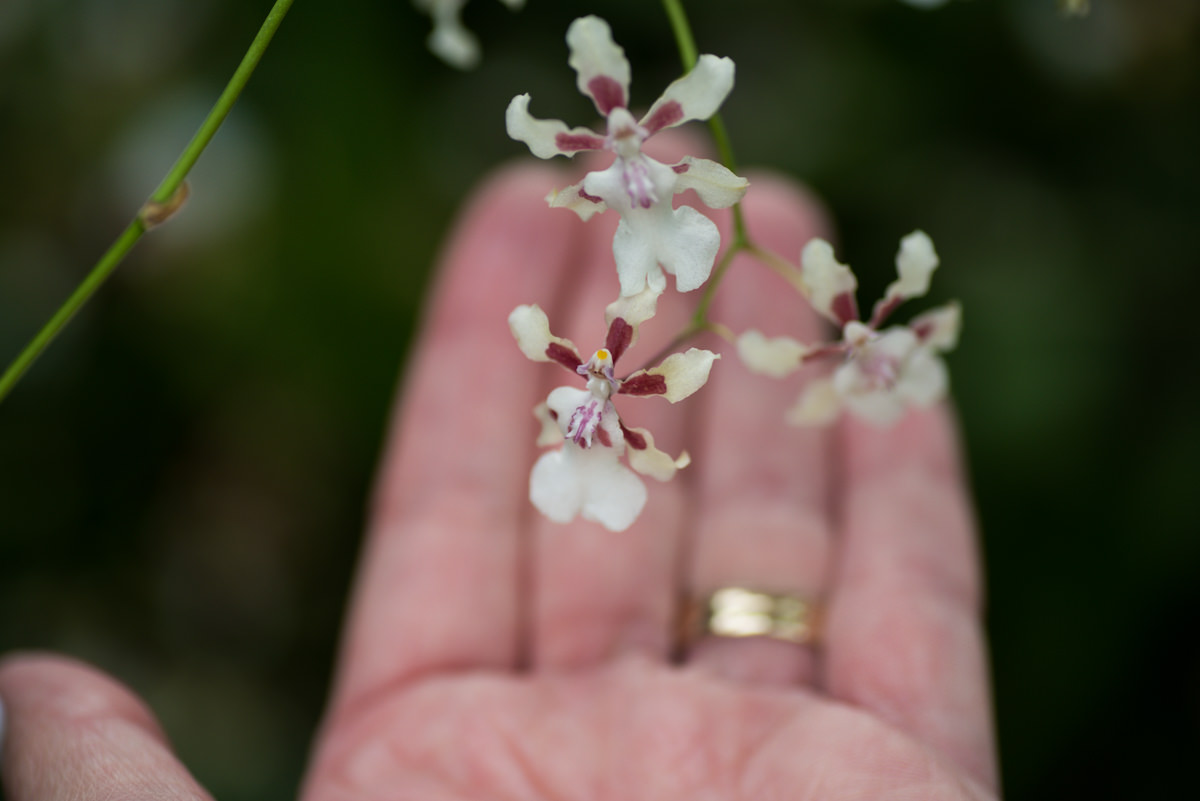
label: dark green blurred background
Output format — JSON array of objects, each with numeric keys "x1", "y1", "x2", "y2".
[{"x1": 2, "y1": 0, "x2": 1198, "y2": 798}]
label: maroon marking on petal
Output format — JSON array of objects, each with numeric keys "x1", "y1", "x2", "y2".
[
  {"x1": 549, "y1": 409, "x2": 558, "y2": 420},
  {"x1": 912, "y1": 319, "x2": 935, "y2": 342},
  {"x1": 546, "y1": 342, "x2": 583, "y2": 372},
  {"x1": 605, "y1": 317, "x2": 634, "y2": 363},
  {"x1": 641, "y1": 100, "x2": 684, "y2": 135},
  {"x1": 587, "y1": 76, "x2": 627, "y2": 115},
  {"x1": 831, "y1": 292, "x2": 860, "y2": 326},
  {"x1": 554, "y1": 132, "x2": 605, "y2": 152},
  {"x1": 596, "y1": 427, "x2": 613, "y2": 448},
  {"x1": 619, "y1": 421, "x2": 647, "y2": 450},
  {"x1": 804, "y1": 342, "x2": 850, "y2": 362},
  {"x1": 619, "y1": 373, "x2": 668, "y2": 396},
  {"x1": 672, "y1": 162, "x2": 690, "y2": 174},
  {"x1": 578, "y1": 187, "x2": 604, "y2": 204},
  {"x1": 869, "y1": 296, "x2": 903, "y2": 329}
]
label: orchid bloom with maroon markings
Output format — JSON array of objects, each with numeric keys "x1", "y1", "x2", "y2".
[
  {"x1": 509, "y1": 287, "x2": 717, "y2": 531},
  {"x1": 738, "y1": 231, "x2": 962, "y2": 427},
  {"x1": 506, "y1": 16, "x2": 748, "y2": 297}
]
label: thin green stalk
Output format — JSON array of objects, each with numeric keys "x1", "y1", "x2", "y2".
[
  {"x1": 662, "y1": 0, "x2": 700, "y2": 72},
  {"x1": 690, "y1": 244, "x2": 740, "y2": 327},
  {"x1": 654, "y1": 2, "x2": 807, "y2": 369},
  {"x1": 0, "y1": 0, "x2": 295, "y2": 403},
  {"x1": 661, "y1": 0, "x2": 749, "y2": 279},
  {"x1": 746, "y1": 243, "x2": 809, "y2": 296}
]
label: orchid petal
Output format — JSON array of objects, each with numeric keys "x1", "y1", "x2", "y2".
[
  {"x1": 603, "y1": 284, "x2": 663, "y2": 362},
  {"x1": 869, "y1": 325, "x2": 920, "y2": 361},
  {"x1": 831, "y1": 326, "x2": 947, "y2": 427},
  {"x1": 639, "y1": 54, "x2": 735, "y2": 134},
  {"x1": 620, "y1": 348, "x2": 718, "y2": 402},
  {"x1": 911, "y1": 301, "x2": 962, "y2": 352},
  {"x1": 508, "y1": 305, "x2": 582, "y2": 370},
  {"x1": 529, "y1": 449, "x2": 583, "y2": 523},
  {"x1": 834, "y1": 341, "x2": 948, "y2": 427},
  {"x1": 610, "y1": 216, "x2": 662, "y2": 296},
  {"x1": 592, "y1": 156, "x2": 718, "y2": 294},
  {"x1": 579, "y1": 455, "x2": 646, "y2": 531},
  {"x1": 622, "y1": 424, "x2": 690, "y2": 481},
  {"x1": 583, "y1": 153, "x2": 675, "y2": 215},
  {"x1": 533, "y1": 401, "x2": 563, "y2": 447},
  {"x1": 835, "y1": 369, "x2": 909, "y2": 425},
  {"x1": 801, "y1": 238, "x2": 860, "y2": 326},
  {"x1": 547, "y1": 180, "x2": 608, "y2": 221},
  {"x1": 545, "y1": 386, "x2": 591, "y2": 429},
  {"x1": 670, "y1": 156, "x2": 749, "y2": 209},
  {"x1": 896, "y1": 348, "x2": 949, "y2": 408},
  {"x1": 785, "y1": 378, "x2": 842, "y2": 427},
  {"x1": 871, "y1": 230, "x2": 939, "y2": 325},
  {"x1": 566, "y1": 16, "x2": 631, "y2": 116},
  {"x1": 736, "y1": 330, "x2": 809, "y2": 378},
  {"x1": 529, "y1": 445, "x2": 646, "y2": 532},
  {"x1": 662, "y1": 206, "x2": 721, "y2": 292},
  {"x1": 506, "y1": 94, "x2": 605, "y2": 159},
  {"x1": 544, "y1": 386, "x2": 645, "y2": 532},
  {"x1": 545, "y1": 385, "x2": 622, "y2": 450},
  {"x1": 425, "y1": 12, "x2": 480, "y2": 70}
]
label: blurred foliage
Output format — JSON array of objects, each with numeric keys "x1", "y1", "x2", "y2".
[{"x1": 2, "y1": 0, "x2": 1198, "y2": 798}]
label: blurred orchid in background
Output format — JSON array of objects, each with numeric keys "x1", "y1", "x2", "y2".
[
  {"x1": 738, "y1": 232, "x2": 961, "y2": 427},
  {"x1": 414, "y1": 0, "x2": 524, "y2": 69}
]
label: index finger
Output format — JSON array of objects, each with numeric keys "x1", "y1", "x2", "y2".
[{"x1": 322, "y1": 164, "x2": 579, "y2": 724}]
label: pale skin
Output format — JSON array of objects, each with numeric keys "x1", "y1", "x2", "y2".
[{"x1": 0, "y1": 146, "x2": 998, "y2": 800}]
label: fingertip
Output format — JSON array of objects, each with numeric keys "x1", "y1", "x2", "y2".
[
  {"x1": 438, "y1": 161, "x2": 567, "y2": 271},
  {"x1": 0, "y1": 652, "x2": 163, "y2": 739},
  {"x1": 839, "y1": 402, "x2": 967, "y2": 489},
  {"x1": 0, "y1": 652, "x2": 212, "y2": 801},
  {"x1": 740, "y1": 170, "x2": 834, "y2": 251}
]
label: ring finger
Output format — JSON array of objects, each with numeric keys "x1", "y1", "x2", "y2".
[{"x1": 685, "y1": 174, "x2": 834, "y2": 687}]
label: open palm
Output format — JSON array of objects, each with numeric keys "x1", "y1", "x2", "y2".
[{"x1": 0, "y1": 163, "x2": 996, "y2": 801}]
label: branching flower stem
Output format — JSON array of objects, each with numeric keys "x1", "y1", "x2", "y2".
[
  {"x1": 0, "y1": 0, "x2": 296, "y2": 404},
  {"x1": 660, "y1": 0, "x2": 802, "y2": 359}
]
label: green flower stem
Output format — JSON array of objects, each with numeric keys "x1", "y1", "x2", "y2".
[
  {"x1": 0, "y1": 0, "x2": 296, "y2": 404},
  {"x1": 662, "y1": 0, "x2": 700, "y2": 72},
  {"x1": 661, "y1": 0, "x2": 750, "y2": 349},
  {"x1": 661, "y1": 0, "x2": 747, "y2": 246},
  {"x1": 658, "y1": 0, "x2": 814, "y2": 370},
  {"x1": 633, "y1": 244, "x2": 739, "y2": 374},
  {"x1": 746, "y1": 243, "x2": 810, "y2": 297},
  {"x1": 690, "y1": 242, "x2": 739, "y2": 327}
]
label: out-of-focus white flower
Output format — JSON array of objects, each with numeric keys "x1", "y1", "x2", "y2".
[
  {"x1": 414, "y1": 0, "x2": 524, "y2": 69},
  {"x1": 509, "y1": 286, "x2": 716, "y2": 531},
  {"x1": 507, "y1": 16, "x2": 748, "y2": 296},
  {"x1": 899, "y1": 0, "x2": 953, "y2": 9},
  {"x1": 737, "y1": 231, "x2": 961, "y2": 427}
]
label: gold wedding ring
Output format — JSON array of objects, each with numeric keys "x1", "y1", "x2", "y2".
[{"x1": 684, "y1": 587, "x2": 820, "y2": 646}]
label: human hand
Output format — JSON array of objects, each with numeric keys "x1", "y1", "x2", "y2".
[{"x1": 0, "y1": 160, "x2": 997, "y2": 801}]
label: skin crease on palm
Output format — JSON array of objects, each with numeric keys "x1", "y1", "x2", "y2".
[{"x1": 0, "y1": 137, "x2": 999, "y2": 801}]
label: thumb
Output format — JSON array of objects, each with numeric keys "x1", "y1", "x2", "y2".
[{"x1": 0, "y1": 653, "x2": 212, "y2": 801}]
